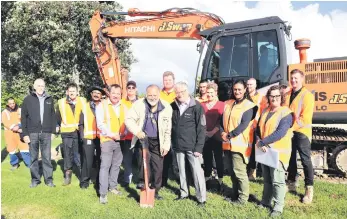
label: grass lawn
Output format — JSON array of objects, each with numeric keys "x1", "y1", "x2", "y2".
[{"x1": 1, "y1": 132, "x2": 347, "y2": 219}]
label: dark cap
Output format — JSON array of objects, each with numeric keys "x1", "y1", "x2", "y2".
[
  {"x1": 279, "y1": 81, "x2": 289, "y2": 88},
  {"x1": 126, "y1": 80, "x2": 137, "y2": 88},
  {"x1": 87, "y1": 86, "x2": 106, "y2": 96}
]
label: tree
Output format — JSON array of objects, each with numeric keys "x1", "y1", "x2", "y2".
[{"x1": 1, "y1": 1, "x2": 135, "y2": 104}]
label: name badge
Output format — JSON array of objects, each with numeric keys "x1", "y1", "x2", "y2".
[{"x1": 87, "y1": 140, "x2": 91, "y2": 145}]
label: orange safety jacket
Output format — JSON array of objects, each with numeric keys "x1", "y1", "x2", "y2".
[
  {"x1": 258, "y1": 106, "x2": 294, "y2": 170},
  {"x1": 81, "y1": 100, "x2": 99, "y2": 140},
  {"x1": 284, "y1": 87, "x2": 314, "y2": 141},
  {"x1": 2, "y1": 106, "x2": 29, "y2": 153},
  {"x1": 58, "y1": 97, "x2": 84, "y2": 133},
  {"x1": 222, "y1": 99, "x2": 257, "y2": 163},
  {"x1": 121, "y1": 98, "x2": 133, "y2": 140},
  {"x1": 99, "y1": 99, "x2": 127, "y2": 143}
]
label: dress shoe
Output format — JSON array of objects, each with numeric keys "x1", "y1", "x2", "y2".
[
  {"x1": 136, "y1": 182, "x2": 145, "y2": 190},
  {"x1": 46, "y1": 182, "x2": 56, "y2": 187},
  {"x1": 155, "y1": 193, "x2": 163, "y2": 200}
]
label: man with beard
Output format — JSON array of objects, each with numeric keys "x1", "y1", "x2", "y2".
[
  {"x1": 125, "y1": 85, "x2": 173, "y2": 200},
  {"x1": 56, "y1": 82, "x2": 85, "y2": 186},
  {"x1": 79, "y1": 86, "x2": 105, "y2": 189},
  {"x1": 2, "y1": 97, "x2": 31, "y2": 170}
]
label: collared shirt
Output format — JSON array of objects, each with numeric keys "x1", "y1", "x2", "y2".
[
  {"x1": 178, "y1": 98, "x2": 190, "y2": 116},
  {"x1": 290, "y1": 87, "x2": 303, "y2": 105},
  {"x1": 95, "y1": 99, "x2": 121, "y2": 137},
  {"x1": 160, "y1": 89, "x2": 176, "y2": 103},
  {"x1": 37, "y1": 92, "x2": 46, "y2": 124}
]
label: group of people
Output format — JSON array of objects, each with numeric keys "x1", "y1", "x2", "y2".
[{"x1": 2, "y1": 69, "x2": 315, "y2": 217}]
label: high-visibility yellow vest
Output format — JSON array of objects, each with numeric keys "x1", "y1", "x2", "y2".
[
  {"x1": 258, "y1": 106, "x2": 294, "y2": 169},
  {"x1": 284, "y1": 87, "x2": 314, "y2": 141},
  {"x1": 222, "y1": 99, "x2": 256, "y2": 163},
  {"x1": 160, "y1": 89, "x2": 176, "y2": 103},
  {"x1": 81, "y1": 100, "x2": 99, "y2": 140},
  {"x1": 121, "y1": 98, "x2": 134, "y2": 140},
  {"x1": 58, "y1": 97, "x2": 84, "y2": 133},
  {"x1": 99, "y1": 99, "x2": 127, "y2": 143}
]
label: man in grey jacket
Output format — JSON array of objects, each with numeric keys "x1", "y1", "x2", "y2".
[{"x1": 125, "y1": 85, "x2": 172, "y2": 200}]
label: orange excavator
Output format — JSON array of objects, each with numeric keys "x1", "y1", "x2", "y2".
[{"x1": 89, "y1": 7, "x2": 347, "y2": 176}]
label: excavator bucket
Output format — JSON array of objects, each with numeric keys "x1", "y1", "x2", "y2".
[{"x1": 139, "y1": 138, "x2": 155, "y2": 208}]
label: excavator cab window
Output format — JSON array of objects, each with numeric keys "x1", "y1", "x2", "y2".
[
  {"x1": 206, "y1": 33, "x2": 250, "y2": 80},
  {"x1": 252, "y1": 30, "x2": 280, "y2": 87}
]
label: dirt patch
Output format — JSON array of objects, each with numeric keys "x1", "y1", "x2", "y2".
[{"x1": 2, "y1": 204, "x2": 58, "y2": 219}]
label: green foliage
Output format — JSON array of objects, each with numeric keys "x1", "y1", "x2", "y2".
[{"x1": 1, "y1": 1, "x2": 135, "y2": 102}]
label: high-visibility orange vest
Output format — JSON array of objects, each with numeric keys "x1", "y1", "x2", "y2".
[
  {"x1": 81, "y1": 100, "x2": 99, "y2": 140},
  {"x1": 258, "y1": 106, "x2": 294, "y2": 169},
  {"x1": 222, "y1": 99, "x2": 256, "y2": 163},
  {"x1": 121, "y1": 98, "x2": 133, "y2": 140},
  {"x1": 160, "y1": 89, "x2": 176, "y2": 103},
  {"x1": 249, "y1": 92, "x2": 268, "y2": 143},
  {"x1": 284, "y1": 87, "x2": 314, "y2": 141},
  {"x1": 58, "y1": 97, "x2": 84, "y2": 133},
  {"x1": 99, "y1": 99, "x2": 126, "y2": 143}
]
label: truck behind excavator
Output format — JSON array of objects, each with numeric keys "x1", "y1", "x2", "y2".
[{"x1": 89, "y1": 7, "x2": 347, "y2": 176}]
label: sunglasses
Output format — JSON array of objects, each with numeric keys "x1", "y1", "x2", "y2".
[
  {"x1": 127, "y1": 86, "x2": 136, "y2": 90},
  {"x1": 269, "y1": 95, "x2": 281, "y2": 99}
]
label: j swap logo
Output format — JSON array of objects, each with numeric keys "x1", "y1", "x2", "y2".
[
  {"x1": 329, "y1": 93, "x2": 347, "y2": 104},
  {"x1": 158, "y1": 22, "x2": 193, "y2": 32}
]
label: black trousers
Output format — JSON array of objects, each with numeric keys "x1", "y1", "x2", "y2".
[
  {"x1": 138, "y1": 138, "x2": 163, "y2": 192},
  {"x1": 62, "y1": 137, "x2": 81, "y2": 171},
  {"x1": 29, "y1": 133, "x2": 53, "y2": 184},
  {"x1": 247, "y1": 131, "x2": 257, "y2": 170},
  {"x1": 80, "y1": 138, "x2": 101, "y2": 186},
  {"x1": 287, "y1": 132, "x2": 314, "y2": 186},
  {"x1": 162, "y1": 147, "x2": 179, "y2": 185},
  {"x1": 203, "y1": 137, "x2": 224, "y2": 178}
]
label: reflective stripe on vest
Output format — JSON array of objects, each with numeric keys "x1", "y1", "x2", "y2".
[
  {"x1": 58, "y1": 97, "x2": 83, "y2": 132},
  {"x1": 222, "y1": 99, "x2": 255, "y2": 163},
  {"x1": 258, "y1": 106, "x2": 293, "y2": 169},
  {"x1": 81, "y1": 100, "x2": 97, "y2": 139},
  {"x1": 100, "y1": 100, "x2": 126, "y2": 143}
]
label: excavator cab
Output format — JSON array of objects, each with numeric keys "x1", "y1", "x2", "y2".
[{"x1": 199, "y1": 16, "x2": 290, "y2": 101}]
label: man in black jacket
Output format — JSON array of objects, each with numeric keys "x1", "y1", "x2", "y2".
[
  {"x1": 21, "y1": 78, "x2": 57, "y2": 188},
  {"x1": 171, "y1": 81, "x2": 207, "y2": 207}
]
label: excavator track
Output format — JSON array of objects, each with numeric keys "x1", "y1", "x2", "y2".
[
  {"x1": 312, "y1": 127, "x2": 347, "y2": 142},
  {"x1": 312, "y1": 126, "x2": 347, "y2": 176}
]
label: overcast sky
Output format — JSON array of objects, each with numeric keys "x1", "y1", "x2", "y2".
[{"x1": 114, "y1": 0, "x2": 347, "y2": 93}]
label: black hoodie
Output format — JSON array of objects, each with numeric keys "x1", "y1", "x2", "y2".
[{"x1": 21, "y1": 92, "x2": 57, "y2": 136}]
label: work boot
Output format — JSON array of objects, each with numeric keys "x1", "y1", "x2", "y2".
[
  {"x1": 63, "y1": 170, "x2": 72, "y2": 186},
  {"x1": 248, "y1": 168, "x2": 256, "y2": 181},
  {"x1": 100, "y1": 194, "x2": 108, "y2": 204},
  {"x1": 302, "y1": 186, "x2": 314, "y2": 204},
  {"x1": 287, "y1": 181, "x2": 298, "y2": 193}
]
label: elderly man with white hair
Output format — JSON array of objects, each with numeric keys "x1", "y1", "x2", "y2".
[
  {"x1": 171, "y1": 81, "x2": 207, "y2": 207},
  {"x1": 21, "y1": 78, "x2": 57, "y2": 188},
  {"x1": 125, "y1": 84, "x2": 173, "y2": 200}
]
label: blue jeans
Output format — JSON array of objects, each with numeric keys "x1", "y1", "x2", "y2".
[{"x1": 10, "y1": 152, "x2": 31, "y2": 166}]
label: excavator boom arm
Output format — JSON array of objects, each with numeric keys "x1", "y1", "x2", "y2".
[{"x1": 89, "y1": 7, "x2": 224, "y2": 95}]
